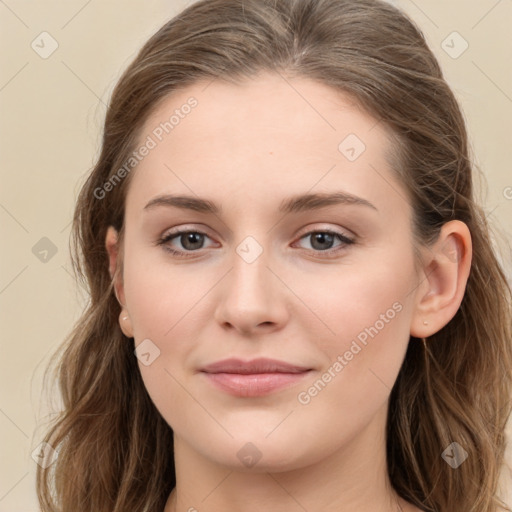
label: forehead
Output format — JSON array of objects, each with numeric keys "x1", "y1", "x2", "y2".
[
  {"x1": 125, "y1": 72, "x2": 407, "y2": 219},
  {"x1": 141, "y1": 72, "x2": 385, "y2": 153}
]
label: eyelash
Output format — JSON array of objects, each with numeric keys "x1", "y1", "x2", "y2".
[{"x1": 156, "y1": 228, "x2": 355, "y2": 259}]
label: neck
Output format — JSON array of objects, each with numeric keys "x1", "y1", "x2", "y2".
[{"x1": 165, "y1": 403, "x2": 405, "y2": 512}]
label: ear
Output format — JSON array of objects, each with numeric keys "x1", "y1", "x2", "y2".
[
  {"x1": 410, "y1": 220, "x2": 472, "y2": 338},
  {"x1": 105, "y1": 226, "x2": 133, "y2": 338}
]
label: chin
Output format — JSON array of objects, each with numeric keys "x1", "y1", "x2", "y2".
[{"x1": 191, "y1": 429, "x2": 322, "y2": 473}]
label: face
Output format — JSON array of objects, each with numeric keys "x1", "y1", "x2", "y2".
[{"x1": 113, "y1": 72, "x2": 423, "y2": 471}]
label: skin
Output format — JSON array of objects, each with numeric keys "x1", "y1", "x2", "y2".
[{"x1": 106, "y1": 72, "x2": 472, "y2": 512}]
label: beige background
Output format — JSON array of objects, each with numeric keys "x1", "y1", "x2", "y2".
[{"x1": 1, "y1": 0, "x2": 511, "y2": 510}]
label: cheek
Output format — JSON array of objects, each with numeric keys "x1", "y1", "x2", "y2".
[
  {"x1": 123, "y1": 255, "x2": 206, "y2": 430},
  {"x1": 289, "y1": 274, "x2": 414, "y2": 448},
  {"x1": 302, "y1": 251, "x2": 414, "y2": 347},
  {"x1": 123, "y1": 246, "x2": 212, "y2": 341},
  {"x1": 122, "y1": 247, "x2": 217, "y2": 422},
  {"x1": 294, "y1": 248, "x2": 416, "y2": 402}
]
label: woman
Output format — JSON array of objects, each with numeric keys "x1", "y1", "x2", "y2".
[{"x1": 36, "y1": 0, "x2": 512, "y2": 511}]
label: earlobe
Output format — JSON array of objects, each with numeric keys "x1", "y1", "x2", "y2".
[
  {"x1": 410, "y1": 220, "x2": 472, "y2": 338},
  {"x1": 119, "y1": 310, "x2": 134, "y2": 338}
]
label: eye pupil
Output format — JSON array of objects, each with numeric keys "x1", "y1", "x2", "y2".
[
  {"x1": 311, "y1": 232, "x2": 335, "y2": 251},
  {"x1": 182, "y1": 232, "x2": 204, "y2": 250}
]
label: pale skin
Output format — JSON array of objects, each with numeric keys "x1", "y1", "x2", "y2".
[{"x1": 105, "y1": 73, "x2": 472, "y2": 512}]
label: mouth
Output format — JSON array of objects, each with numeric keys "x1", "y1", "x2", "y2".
[{"x1": 200, "y1": 358, "x2": 313, "y2": 397}]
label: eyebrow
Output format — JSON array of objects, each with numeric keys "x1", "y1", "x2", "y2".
[{"x1": 143, "y1": 191, "x2": 378, "y2": 214}]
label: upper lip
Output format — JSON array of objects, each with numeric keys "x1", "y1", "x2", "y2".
[{"x1": 201, "y1": 358, "x2": 311, "y2": 374}]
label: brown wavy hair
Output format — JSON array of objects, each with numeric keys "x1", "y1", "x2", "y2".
[{"x1": 36, "y1": 0, "x2": 512, "y2": 510}]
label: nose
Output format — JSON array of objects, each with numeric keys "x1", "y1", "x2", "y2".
[{"x1": 213, "y1": 244, "x2": 289, "y2": 336}]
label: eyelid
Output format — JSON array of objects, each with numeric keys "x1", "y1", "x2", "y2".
[
  {"x1": 157, "y1": 226, "x2": 216, "y2": 247},
  {"x1": 295, "y1": 224, "x2": 355, "y2": 241}
]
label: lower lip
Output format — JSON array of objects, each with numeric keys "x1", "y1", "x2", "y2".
[{"x1": 202, "y1": 371, "x2": 311, "y2": 397}]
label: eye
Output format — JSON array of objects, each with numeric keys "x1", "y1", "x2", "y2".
[
  {"x1": 294, "y1": 230, "x2": 354, "y2": 256},
  {"x1": 156, "y1": 229, "x2": 215, "y2": 257},
  {"x1": 156, "y1": 228, "x2": 355, "y2": 259}
]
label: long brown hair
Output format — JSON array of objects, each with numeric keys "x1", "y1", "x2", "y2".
[{"x1": 36, "y1": 0, "x2": 512, "y2": 510}]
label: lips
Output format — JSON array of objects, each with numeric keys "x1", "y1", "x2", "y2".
[
  {"x1": 200, "y1": 358, "x2": 312, "y2": 397},
  {"x1": 201, "y1": 357, "x2": 311, "y2": 374}
]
